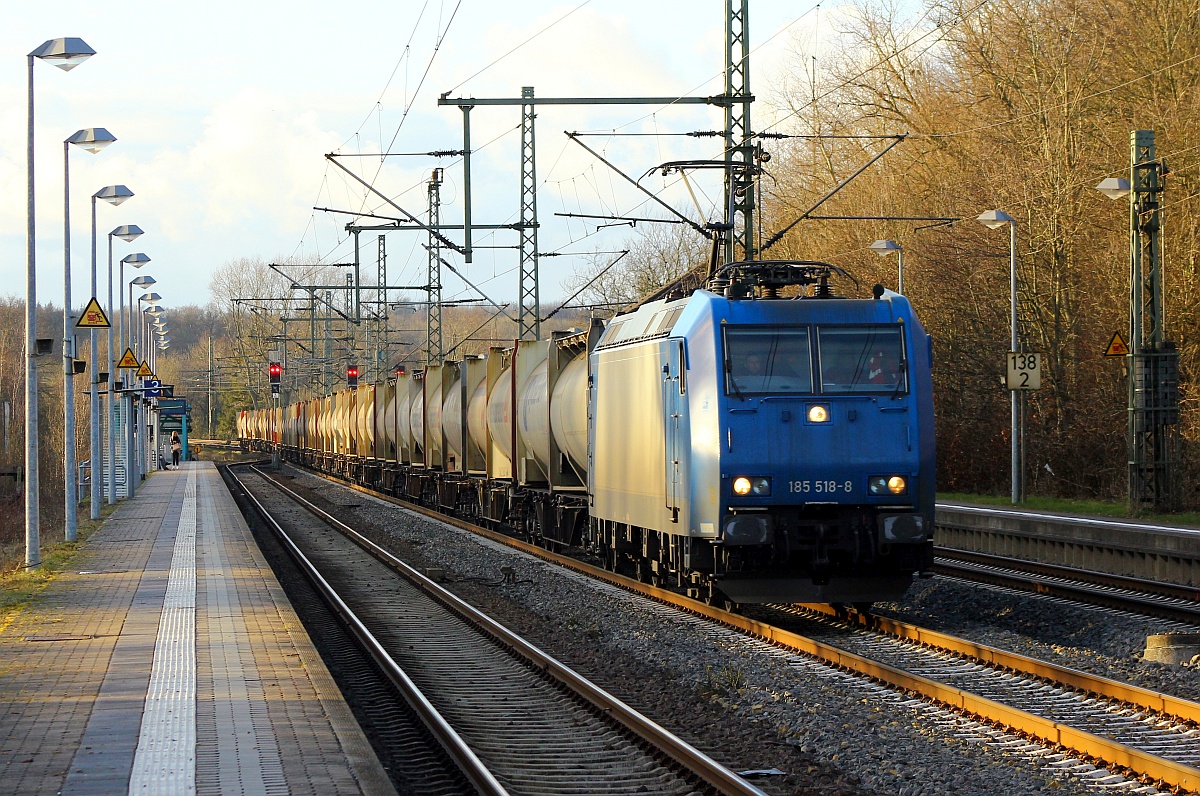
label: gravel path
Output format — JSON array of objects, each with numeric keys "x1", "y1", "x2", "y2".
[{"x1": 282, "y1": 468, "x2": 1191, "y2": 795}]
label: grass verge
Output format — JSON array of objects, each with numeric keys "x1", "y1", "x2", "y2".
[{"x1": 0, "y1": 501, "x2": 119, "y2": 625}]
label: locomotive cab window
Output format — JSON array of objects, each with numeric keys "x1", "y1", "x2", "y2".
[
  {"x1": 817, "y1": 326, "x2": 907, "y2": 394},
  {"x1": 724, "y1": 327, "x2": 813, "y2": 395}
]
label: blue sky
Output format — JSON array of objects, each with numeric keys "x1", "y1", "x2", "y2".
[{"x1": 4, "y1": 1, "x2": 848, "y2": 314}]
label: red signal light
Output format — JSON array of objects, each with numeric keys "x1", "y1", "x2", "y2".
[
  {"x1": 347, "y1": 364, "x2": 359, "y2": 387},
  {"x1": 269, "y1": 362, "x2": 281, "y2": 384}
]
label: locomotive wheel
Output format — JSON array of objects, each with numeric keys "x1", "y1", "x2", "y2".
[
  {"x1": 705, "y1": 588, "x2": 739, "y2": 614},
  {"x1": 602, "y1": 546, "x2": 618, "y2": 573},
  {"x1": 636, "y1": 560, "x2": 655, "y2": 585}
]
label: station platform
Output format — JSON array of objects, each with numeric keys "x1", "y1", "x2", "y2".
[{"x1": 0, "y1": 461, "x2": 395, "y2": 796}]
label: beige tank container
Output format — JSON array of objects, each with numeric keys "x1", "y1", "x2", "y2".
[
  {"x1": 486, "y1": 366, "x2": 514, "y2": 461},
  {"x1": 466, "y1": 378, "x2": 488, "y2": 462},
  {"x1": 358, "y1": 385, "x2": 375, "y2": 456},
  {"x1": 397, "y1": 374, "x2": 414, "y2": 461},
  {"x1": 384, "y1": 388, "x2": 397, "y2": 451},
  {"x1": 408, "y1": 378, "x2": 425, "y2": 459},
  {"x1": 444, "y1": 376, "x2": 464, "y2": 463},
  {"x1": 550, "y1": 352, "x2": 589, "y2": 473},
  {"x1": 426, "y1": 373, "x2": 443, "y2": 461},
  {"x1": 516, "y1": 358, "x2": 551, "y2": 472}
]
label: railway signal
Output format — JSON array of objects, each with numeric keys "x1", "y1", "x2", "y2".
[
  {"x1": 347, "y1": 364, "x2": 359, "y2": 388},
  {"x1": 269, "y1": 362, "x2": 281, "y2": 394}
]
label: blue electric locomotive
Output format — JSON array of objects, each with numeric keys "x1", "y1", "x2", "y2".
[{"x1": 589, "y1": 261, "x2": 934, "y2": 604}]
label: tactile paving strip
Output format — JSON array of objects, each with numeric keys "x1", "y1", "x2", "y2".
[{"x1": 128, "y1": 468, "x2": 197, "y2": 795}]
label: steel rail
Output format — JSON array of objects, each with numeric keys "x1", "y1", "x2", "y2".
[
  {"x1": 794, "y1": 602, "x2": 1200, "y2": 723},
  {"x1": 316, "y1": 471, "x2": 1200, "y2": 791},
  {"x1": 226, "y1": 465, "x2": 509, "y2": 796},
  {"x1": 933, "y1": 548, "x2": 1200, "y2": 622},
  {"x1": 252, "y1": 466, "x2": 767, "y2": 796}
]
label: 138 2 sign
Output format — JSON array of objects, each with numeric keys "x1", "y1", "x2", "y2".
[{"x1": 1006, "y1": 352, "x2": 1042, "y2": 390}]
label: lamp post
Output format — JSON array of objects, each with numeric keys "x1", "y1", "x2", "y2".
[
  {"x1": 88, "y1": 186, "x2": 132, "y2": 518},
  {"x1": 977, "y1": 209, "x2": 1020, "y2": 504},
  {"x1": 62, "y1": 128, "x2": 116, "y2": 542},
  {"x1": 26, "y1": 37, "x2": 95, "y2": 569},
  {"x1": 138, "y1": 298, "x2": 163, "y2": 359},
  {"x1": 139, "y1": 301, "x2": 164, "y2": 475},
  {"x1": 869, "y1": 239, "x2": 904, "y2": 294},
  {"x1": 107, "y1": 226, "x2": 143, "y2": 504},
  {"x1": 126, "y1": 275, "x2": 155, "y2": 493},
  {"x1": 128, "y1": 279, "x2": 156, "y2": 355},
  {"x1": 120, "y1": 253, "x2": 150, "y2": 355}
]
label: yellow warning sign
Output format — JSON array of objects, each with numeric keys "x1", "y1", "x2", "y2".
[
  {"x1": 136, "y1": 361, "x2": 154, "y2": 378},
  {"x1": 1104, "y1": 332, "x2": 1130, "y2": 357},
  {"x1": 75, "y1": 297, "x2": 111, "y2": 328},
  {"x1": 117, "y1": 348, "x2": 140, "y2": 369}
]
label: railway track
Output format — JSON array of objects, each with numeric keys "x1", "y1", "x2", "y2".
[
  {"x1": 226, "y1": 463, "x2": 766, "y2": 796},
  {"x1": 299, "y1": 465, "x2": 1200, "y2": 792},
  {"x1": 932, "y1": 548, "x2": 1200, "y2": 626}
]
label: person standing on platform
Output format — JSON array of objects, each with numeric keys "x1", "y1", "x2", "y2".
[{"x1": 171, "y1": 431, "x2": 182, "y2": 468}]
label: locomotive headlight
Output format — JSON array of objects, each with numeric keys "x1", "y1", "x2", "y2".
[
  {"x1": 733, "y1": 476, "x2": 771, "y2": 496},
  {"x1": 807, "y1": 404, "x2": 830, "y2": 423},
  {"x1": 869, "y1": 475, "x2": 908, "y2": 496}
]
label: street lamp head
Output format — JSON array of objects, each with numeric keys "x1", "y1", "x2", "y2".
[
  {"x1": 870, "y1": 239, "x2": 902, "y2": 256},
  {"x1": 122, "y1": 252, "x2": 151, "y2": 267},
  {"x1": 977, "y1": 209, "x2": 1016, "y2": 230},
  {"x1": 30, "y1": 38, "x2": 95, "y2": 71},
  {"x1": 94, "y1": 185, "x2": 133, "y2": 206},
  {"x1": 66, "y1": 128, "x2": 117, "y2": 154},
  {"x1": 145, "y1": 305, "x2": 165, "y2": 316},
  {"x1": 112, "y1": 225, "x2": 144, "y2": 242},
  {"x1": 139, "y1": 292, "x2": 162, "y2": 303},
  {"x1": 131, "y1": 275, "x2": 156, "y2": 287},
  {"x1": 1096, "y1": 177, "x2": 1132, "y2": 200}
]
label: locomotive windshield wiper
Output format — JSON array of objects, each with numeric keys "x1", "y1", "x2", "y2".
[
  {"x1": 725, "y1": 359, "x2": 746, "y2": 400},
  {"x1": 891, "y1": 359, "x2": 908, "y2": 400}
]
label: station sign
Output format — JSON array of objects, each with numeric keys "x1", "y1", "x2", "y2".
[
  {"x1": 158, "y1": 398, "x2": 188, "y2": 416},
  {"x1": 1006, "y1": 352, "x2": 1042, "y2": 390},
  {"x1": 159, "y1": 416, "x2": 183, "y2": 432}
]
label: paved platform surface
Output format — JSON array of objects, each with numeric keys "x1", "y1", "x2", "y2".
[{"x1": 0, "y1": 461, "x2": 395, "y2": 796}]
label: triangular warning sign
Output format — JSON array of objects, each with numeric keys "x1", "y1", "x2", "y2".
[
  {"x1": 75, "y1": 297, "x2": 111, "y2": 328},
  {"x1": 1104, "y1": 332, "x2": 1130, "y2": 357},
  {"x1": 117, "y1": 348, "x2": 140, "y2": 369},
  {"x1": 136, "y1": 361, "x2": 153, "y2": 378}
]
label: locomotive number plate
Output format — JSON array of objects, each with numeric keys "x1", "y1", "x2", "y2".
[{"x1": 789, "y1": 480, "x2": 853, "y2": 494}]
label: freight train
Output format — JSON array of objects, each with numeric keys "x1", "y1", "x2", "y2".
[{"x1": 239, "y1": 260, "x2": 935, "y2": 607}]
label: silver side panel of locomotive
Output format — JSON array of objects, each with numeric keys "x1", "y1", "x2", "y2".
[{"x1": 589, "y1": 296, "x2": 706, "y2": 536}]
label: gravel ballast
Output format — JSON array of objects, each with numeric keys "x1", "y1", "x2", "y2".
[{"x1": 280, "y1": 467, "x2": 1187, "y2": 796}]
